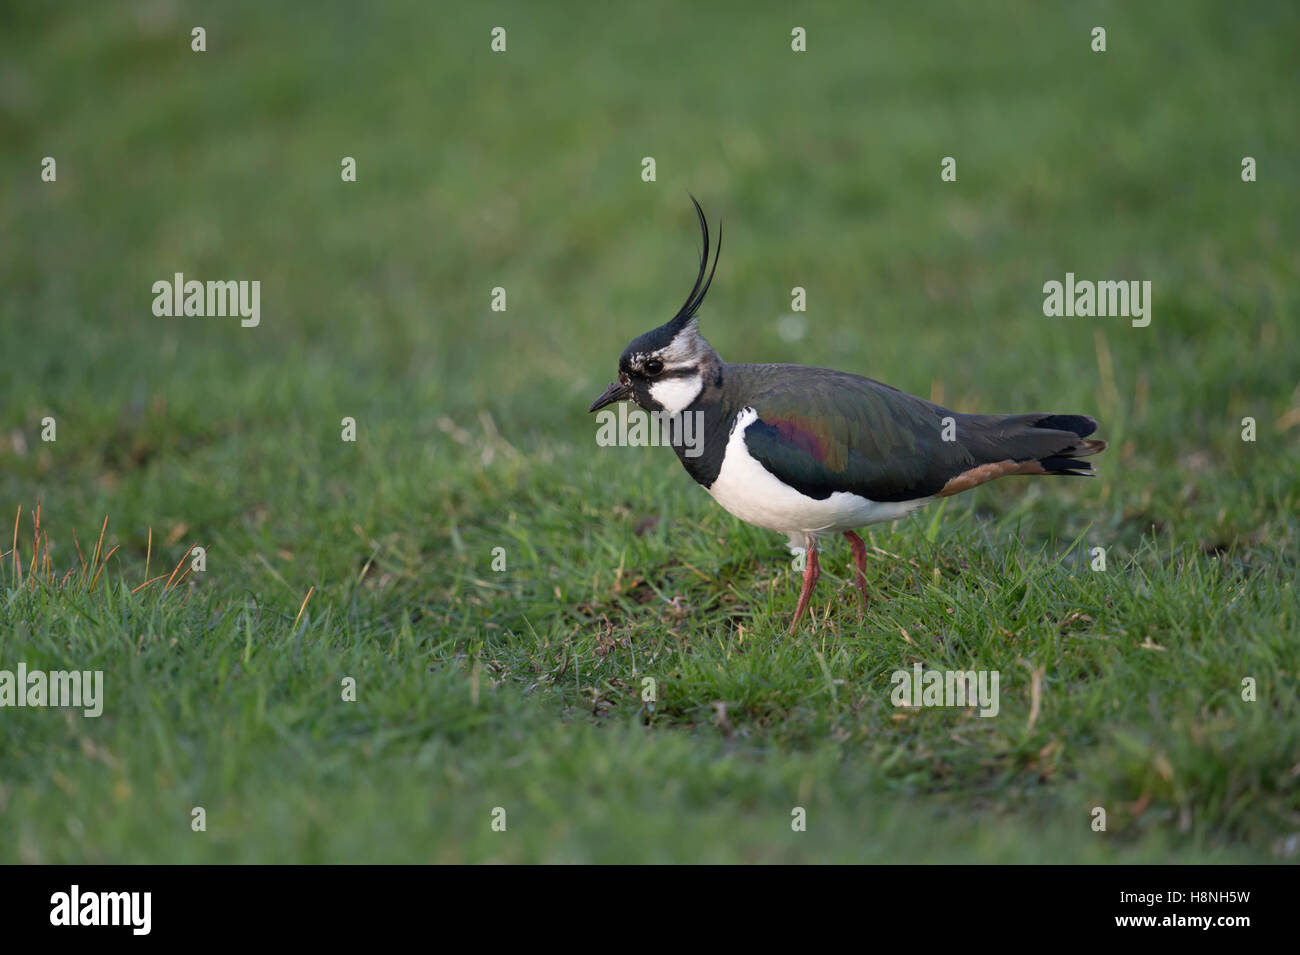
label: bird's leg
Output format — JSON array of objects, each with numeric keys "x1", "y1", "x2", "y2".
[
  {"x1": 843, "y1": 530, "x2": 869, "y2": 615},
  {"x1": 788, "y1": 538, "x2": 820, "y2": 635}
]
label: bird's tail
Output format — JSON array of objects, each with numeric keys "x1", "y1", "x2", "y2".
[{"x1": 961, "y1": 412, "x2": 1107, "y2": 477}]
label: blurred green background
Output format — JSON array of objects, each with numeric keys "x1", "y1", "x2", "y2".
[{"x1": 0, "y1": 1, "x2": 1296, "y2": 862}]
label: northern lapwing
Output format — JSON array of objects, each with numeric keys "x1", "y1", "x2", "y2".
[{"x1": 589, "y1": 199, "x2": 1106, "y2": 634}]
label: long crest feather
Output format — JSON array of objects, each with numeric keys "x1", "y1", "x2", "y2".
[{"x1": 667, "y1": 196, "x2": 722, "y2": 332}]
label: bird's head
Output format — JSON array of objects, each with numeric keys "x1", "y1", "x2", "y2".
[{"x1": 588, "y1": 198, "x2": 722, "y2": 416}]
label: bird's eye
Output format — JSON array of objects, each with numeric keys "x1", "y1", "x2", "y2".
[{"x1": 644, "y1": 359, "x2": 664, "y2": 376}]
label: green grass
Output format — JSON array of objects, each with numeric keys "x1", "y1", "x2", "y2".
[{"x1": 1, "y1": 0, "x2": 1297, "y2": 862}]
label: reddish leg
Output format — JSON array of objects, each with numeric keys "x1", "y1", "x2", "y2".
[
  {"x1": 788, "y1": 545, "x2": 820, "y2": 635},
  {"x1": 843, "y1": 530, "x2": 869, "y2": 614}
]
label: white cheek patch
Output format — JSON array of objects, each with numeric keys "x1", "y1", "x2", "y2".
[{"x1": 648, "y1": 374, "x2": 704, "y2": 413}]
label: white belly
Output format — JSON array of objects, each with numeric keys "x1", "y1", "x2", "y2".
[{"x1": 704, "y1": 407, "x2": 932, "y2": 549}]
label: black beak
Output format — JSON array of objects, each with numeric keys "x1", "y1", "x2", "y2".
[{"x1": 588, "y1": 378, "x2": 632, "y2": 413}]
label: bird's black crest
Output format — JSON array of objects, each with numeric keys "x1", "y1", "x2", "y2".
[
  {"x1": 621, "y1": 197, "x2": 722, "y2": 362},
  {"x1": 668, "y1": 196, "x2": 722, "y2": 333}
]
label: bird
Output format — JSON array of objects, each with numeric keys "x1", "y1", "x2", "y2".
[{"x1": 588, "y1": 199, "x2": 1106, "y2": 634}]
